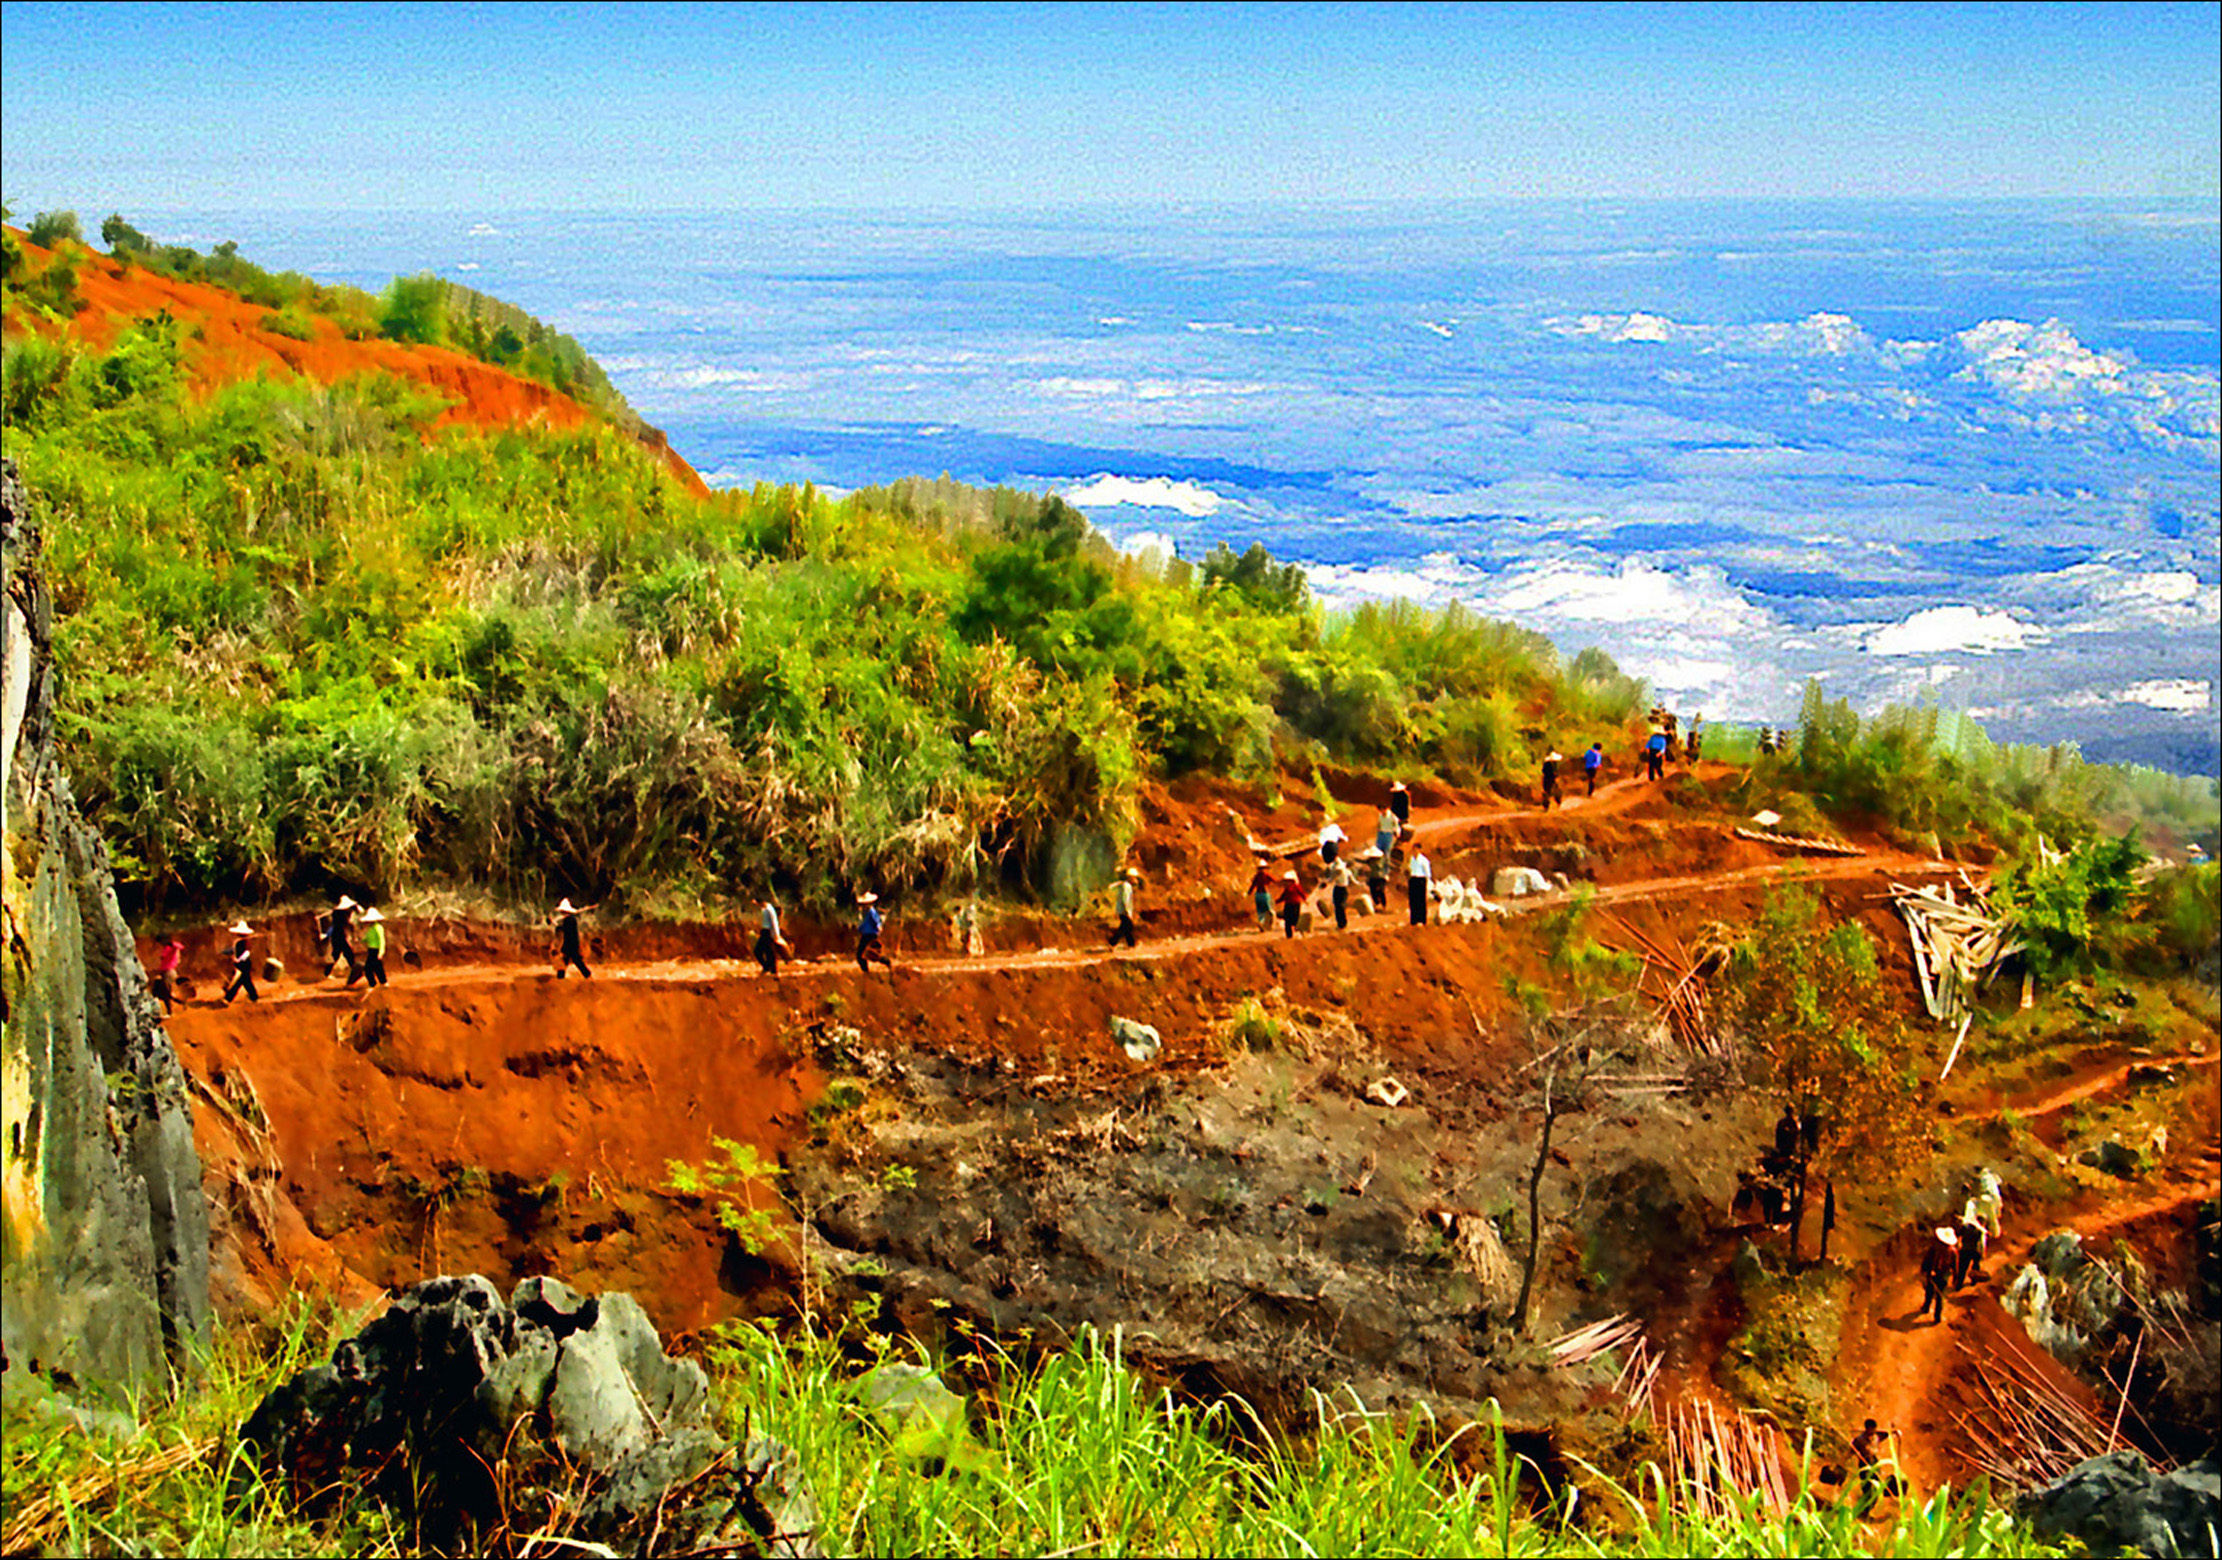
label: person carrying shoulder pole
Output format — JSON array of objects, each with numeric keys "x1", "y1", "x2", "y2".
[
  {"x1": 326, "y1": 894, "x2": 360, "y2": 980},
  {"x1": 1317, "y1": 817, "x2": 1346, "y2": 867},
  {"x1": 554, "y1": 897, "x2": 596, "y2": 980},
  {"x1": 350, "y1": 908, "x2": 389, "y2": 988},
  {"x1": 1644, "y1": 728, "x2": 1668, "y2": 781},
  {"x1": 1360, "y1": 845, "x2": 1389, "y2": 914},
  {"x1": 1327, "y1": 853, "x2": 1353, "y2": 929},
  {"x1": 756, "y1": 897, "x2": 792, "y2": 974},
  {"x1": 1407, "y1": 847, "x2": 1432, "y2": 926},
  {"x1": 221, "y1": 921, "x2": 260, "y2": 1005},
  {"x1": 1374, "y1": 802, "x2": 1400, "y2": 857},
  {"x1": 1541, "y1": 750, "x2": 1563, "y2": 810},
  {"x1": 1389, "y1": 781, "x2": 1411, "y2": 829},
  {"x1": 1110, "y1": 868, "x2": 1140, "y2": 948},
  {"x1": 855, "y1": 893, "x2": 894, "y2": 972}
]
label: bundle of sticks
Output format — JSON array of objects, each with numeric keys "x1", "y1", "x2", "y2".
[
  {"x1": 1947, "y1": 1339, "x2": 2126, "y2": 1489},
  {"x1": 1605, "y1": 915, "x2": 1726, "y2": 1057},
  {"x1": 1546, "y1": 1311, "x2": 1644, "y2": 1367},
  {"x1": 1658, "y1": 1396, "x2": 1791, "y2": 1520},
  {"x1": 1612, "y1": 1334, "x2": 1662, "y2": 1418},
  {"x1": 1892, "y1": 876, "x2": 2024, "y2": 1029}
]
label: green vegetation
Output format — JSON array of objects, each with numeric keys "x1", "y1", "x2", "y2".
[
  {"x1": 0, "y1": 1302, "x2": 2070, "y2": 1557},
  {"x1": 1741, "y1": 682, "x2": 2219, "y2": 855}
]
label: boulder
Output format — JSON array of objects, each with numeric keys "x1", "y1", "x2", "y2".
[
  {"x1": 1108, "y1": 1017, "x2": 1161, "y2": 1064},
  {"x1": 1490, "y1": 866, "x2": 1552, "y2": 899},
  {"x1": 2018, "y1": 1450, "x2": 2220, "y2": 1559},
  {"x1": 2079, "y1": 1139, "x2": 2141, "y2": 1178},
  {"x1": 241, "y1": 1274, "x2": 817, "y2": 1556}
]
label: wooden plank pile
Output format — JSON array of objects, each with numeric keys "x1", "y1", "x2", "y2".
[
  {"x1": 1660, "y1": 1396, "x2": 1790, "y2": 1519},
  {"x1": 1732, "y1": 826, "x2": 1863, "y2": 857},
  {"x1": 1892, "y1": 875, "x2": 2023, "y2": 1028}
]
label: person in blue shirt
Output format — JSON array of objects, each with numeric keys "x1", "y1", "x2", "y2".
[
  {"x1": 1582, "y1": 742, "x2": 1604, "y2": 796},
  {"x1": 856, "y1": 893, "x2": 894, "y2": 972},
  {"x1": 1645, "y1": 729, "x2": 1669, "y2": 781}
]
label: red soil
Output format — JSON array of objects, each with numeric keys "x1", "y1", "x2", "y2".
[{"x1": 11, "y1": 235, "x2": 709, "y2": 496}]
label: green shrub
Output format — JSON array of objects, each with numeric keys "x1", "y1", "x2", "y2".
[{"x1": 25, "y1": 209, "x2": 82, "y2": 248}]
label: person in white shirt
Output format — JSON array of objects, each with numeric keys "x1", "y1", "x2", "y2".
[
  {"x1": 1110, "y1": 868, "x2": 1140, "y2": 948},
  {"x1": 1406, "y1": 848, "x2": 1432, "y2": 925}
]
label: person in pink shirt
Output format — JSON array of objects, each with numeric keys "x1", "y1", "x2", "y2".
[{"x1": 151, "y1": 934, "x2": 183, "y2": 1013}]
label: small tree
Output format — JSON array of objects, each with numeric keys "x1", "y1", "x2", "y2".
[
  {"x1": 378, "y1": 272, "x2": 449, "y2": 345},
  {"x1": 1511, "y1": 1008, "x2": 1623, "y2": 1332},
  {"x1": 100, "y1": 212, "x2": 151, "y2": 256},
  {"x1": 26, "y1": 208, "x2": 82, "y2": 248},
  {"x1": 1721, "y1": 885, "x2": 1920, "y2": 1266}
]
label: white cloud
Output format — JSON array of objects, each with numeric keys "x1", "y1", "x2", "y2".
[
  {"x1": 1550, "y1": 311, "x2": 1678, "y2": 343},
  {"x1": 1863, "y1": 605, "x2": 2046, "y2": 656},
  {"x1": 1954, "y1": 318, "x2": 2129, "y2": 399},
  {"x1": 467, "y1": 222, "x2": 501, "y2": 237},
  {"x1": 2120, "y1": 679, "x2": 2212, "y2": 713},
  {"x1": 1114, "y1": 530, "x2": 1178, "y2": 561},
  {"x1": 1061, "y1": 474, "x2": 1225, "y2": 517}
]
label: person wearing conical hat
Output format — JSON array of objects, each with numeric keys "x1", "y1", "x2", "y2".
[
  {"x1": 348, "y1": 908, "x2": 390, "y2": 989},
  {"x1": 325, "y1": 893, "x2": 361, "y2": 981},
  {"x1": 854, "y1": 892, "x2": 893, "y2": 973},
  {"x1": 1541, "y1": 750, "x2": 1564, "y2": 811},
  {"x1": 554, "y1": 897, "x2": 596, "y2": 980},
  {"x1": 1276, "y1": 868, "x2": 1307, "y2": 940},
  {"x1": 221, "y1": 921, "x2": 260, "y2": 1005},
  {"x1": 1325, "y1": 850, "x2": 1354, "y2": 930},
  {"x1": 1109, "y1": 868, "x2": 1141, "y2": 949},
  {"x1": 1918, "y1": 1225, "x2": 1959, "y2": 1324}
]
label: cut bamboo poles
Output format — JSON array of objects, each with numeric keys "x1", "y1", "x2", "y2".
[
  {"x1": 1604, "y1": 915, "x2": 1727, "y2": 1059},
  {"x1": 1947, "y1": 1338, "x2": 2124, "y2": 1490},
  {"x1": 1733, "y1": 826, "x2": 1863, "y2": 857},
  {"x1": 1659, "y1": 1396, "x2": 1790, "y2": 1521},
  {"x1": 1892, "y1": 878, "x2": 2025, "y2": 1031},
  {"x1": 1546, "y1": 1311, "x2": 1644, "y2": 1366}
]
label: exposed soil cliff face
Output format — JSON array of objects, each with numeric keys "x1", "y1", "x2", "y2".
[{"x1": 2, "y1": 459, "x2": 211, "y2": 1391}]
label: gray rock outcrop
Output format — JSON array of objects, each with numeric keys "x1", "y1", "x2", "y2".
[
  {"x1": 2018, "y1": 1450, "x2": 2220, "y2": 1559},
  {"x1": 241, "y1": 1274, "x2": 817, "y2": 1557},
  {"x1": 2, "y1": 457, "x2": 210, "y2": 1396}
]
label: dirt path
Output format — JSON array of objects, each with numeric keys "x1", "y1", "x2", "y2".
[
  {"x1": 1844, "y1": 1172, "x2": 2221, "y2": 1492},
  {"x1": 214, "y1": 839, "x2": 1949, "y2": 1010}
]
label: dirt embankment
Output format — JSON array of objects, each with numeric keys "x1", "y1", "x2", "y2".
[{"x1": 12, "y1": 235, "x2": 710, "y2": 496}]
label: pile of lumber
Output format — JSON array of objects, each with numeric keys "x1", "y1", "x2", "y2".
[
  {"x1": 1893, "y1": 875, "x2": 2023, "y2": 1028},
  {"x1": 1733, "y1": 826, "x2": 1862, "y2": 857},
  {"x1": 1660, "y1": 1396, "x2": 1790, "y2": 1519}
]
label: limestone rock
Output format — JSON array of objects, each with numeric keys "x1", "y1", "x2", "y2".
[
  {"x1": 2, "y1": 458, "x2": 211, "y2": 1399},
  {"x1": 241, "y1": 1274, "x2": 818, "y2": 1556},
  {"x1": 2018, "y1": 1450, "x2": 2220, "y2": 1559}
]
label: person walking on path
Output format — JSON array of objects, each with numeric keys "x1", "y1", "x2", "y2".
[
  {"x1": 1687, "y1": 712, "x2": 1705, "y2": 762},
  {"x1": 325, "y1": 894, "x2": 361, "y2": 980},
  {"x1": 1644, "y1": 729, "x2": 1669, "y2": 781},
  {"x1": 1951, "y1": 1208, "x2": 1989, "y2": 1289},
  {"x1": 349, "y1": 908, "x2": 390, "y2": 989},
  {"x1": 1582, "y1": 742, "x2": 1604, "y2": 797},
  {"x1": 1407, "y1": 847, "x2": 1432, "y2": 926},
  {"x1": 1247, "y1": 856, "x2": 1276, "y2": 932},
  {"x1": 1389, "y1": 781, "x2": 1411, "y2": 829},
  {"x1": 755, "y1": 898, "x2": 792, "y2": 974},
  {"x1": 151, "y1": 933, "x2": 183, "y2": 1013},
  {"x1": 1317, "y1": 817, "x2": 1346, "y2": 867},
  {"x1": 1277, "y1": 870, "x2": 1307, "y2": 939},
  {"x1": 1109, "y1": 868, "x2": 1141, "y2": 948},
  {"x1": 855, "y1": 893, "x2": 894, "y2": 972},
  {"x1": 1361, "y1": 846, "x2": 1389, "y2": 915},
  {"x1": 1540, "y1": 750, "x2": 1563, "y2": 810},
  {"x1": 554, "y1": 898, "x2": 596, "y2": 980},
  {"x1": 1374, "y1": 803, "x2": 1401, "y2": 856},
  {"x1": 1918, "y1": 1225, "x2": 1959, "y2": 1323},
  {"x1": 221, "y1": 921, "x2": 260, "y2": 1005},
  {"x1": 1326, "y1": 854, "x2": 1353, "y2": 930}
]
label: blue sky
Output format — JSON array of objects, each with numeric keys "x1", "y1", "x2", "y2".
[{"x1": 4, "y1": 2, "x2": 2218, "y2": 211}]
